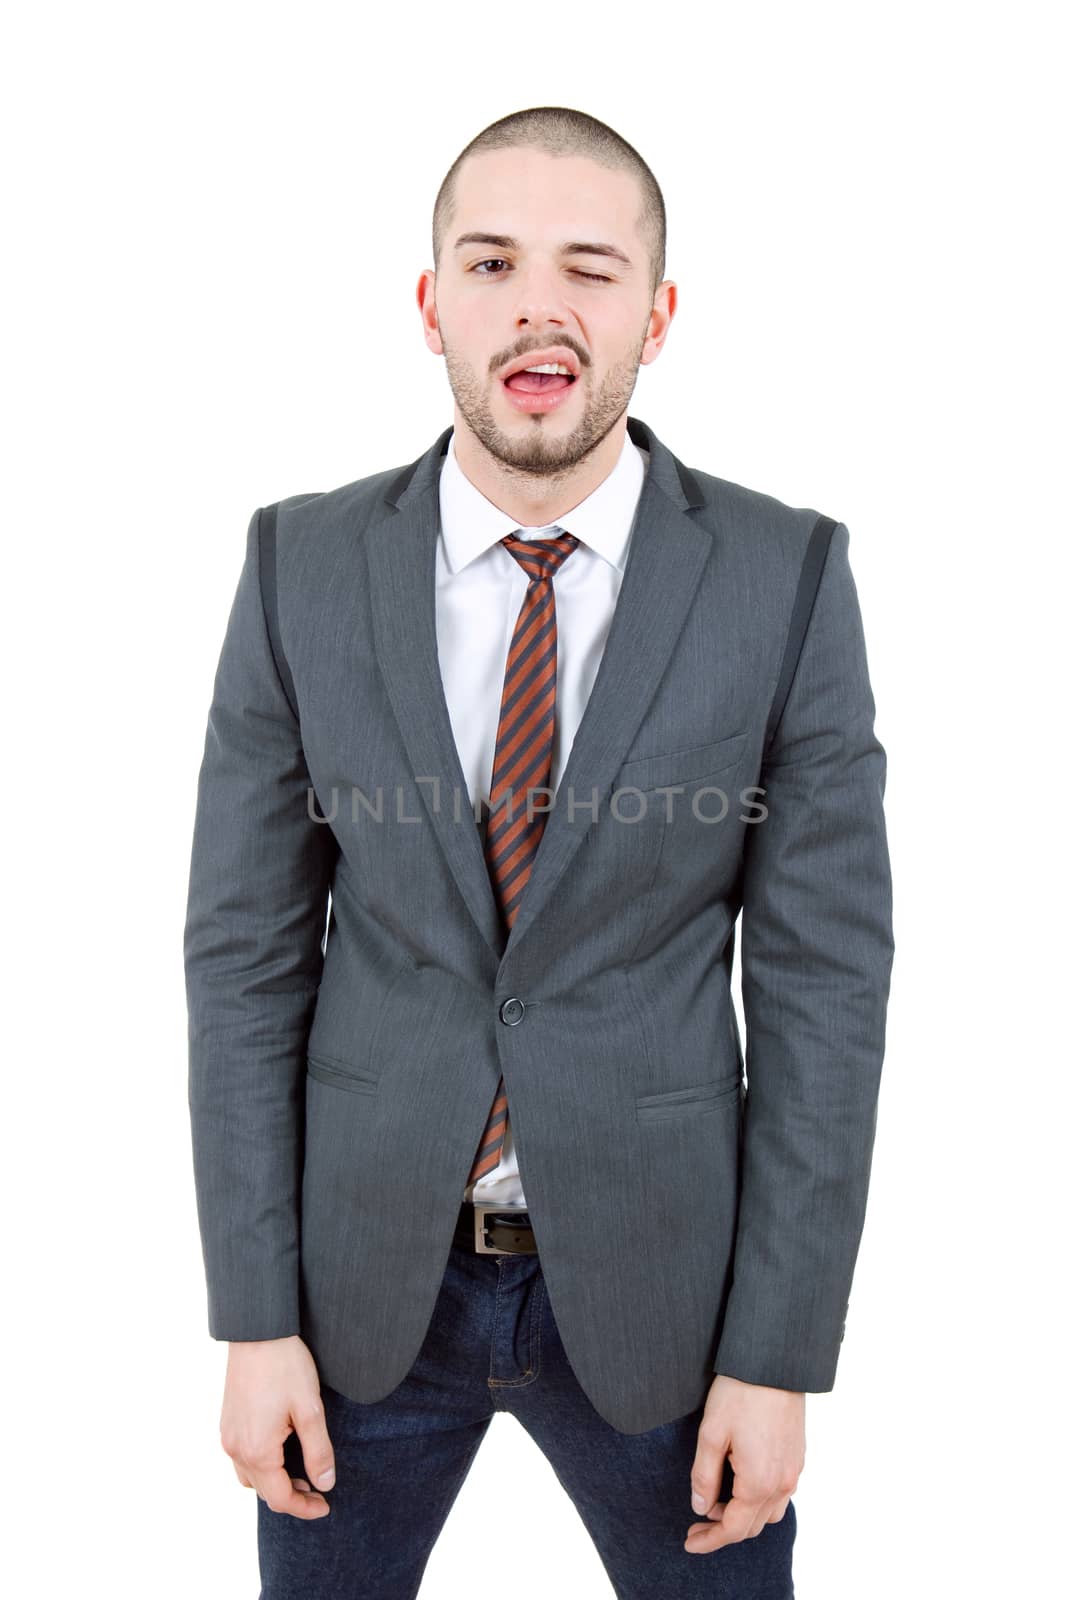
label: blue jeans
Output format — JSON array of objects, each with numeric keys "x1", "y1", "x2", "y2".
[{"x1": 258, "y1": 1241, "x2": 796, "y2": 1597}]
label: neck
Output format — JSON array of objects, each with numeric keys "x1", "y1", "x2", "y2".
[{"x1": 451, "y1": 413, "x2": 629, "y2": 526}]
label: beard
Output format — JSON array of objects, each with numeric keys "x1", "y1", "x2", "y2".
[{"x1": 439, "y1": 332, "x2": 646, "y2": 481}]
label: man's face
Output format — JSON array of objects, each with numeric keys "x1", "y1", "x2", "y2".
[{"x1": 423, "y1": 147, "x2": 666, "y2": 476}]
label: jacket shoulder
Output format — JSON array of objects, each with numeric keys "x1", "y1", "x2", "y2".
[
  {"x1": 685, "y1": 464, "x2": 838, "y2": 564},
  {"x1": 270, "y1": 460, "x2": 402, "y2": 525},
  {"x1": 262, "y1": 459, "x2": 414, "y2": 557}
]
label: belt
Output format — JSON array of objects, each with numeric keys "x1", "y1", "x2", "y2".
[{"x1": 452, "y1": 1200, "x2": 539, "y2": 1255}]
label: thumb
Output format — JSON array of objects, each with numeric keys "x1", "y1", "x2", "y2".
[
  {"x1": 294, "y1": 1400, "x2": 336, "y2": 1491},
  {"x1": 691, "y1": 1454, "x2": 725, "y2": 1515}
]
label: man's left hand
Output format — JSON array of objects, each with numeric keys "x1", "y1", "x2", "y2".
[{"x1": 685, "y1": 1374, "x2": 805, "y2": 1554}]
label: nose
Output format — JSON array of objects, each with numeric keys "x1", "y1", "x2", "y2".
[{"x1": 509, "y1": 260, "x2": 573, "y2": 331}]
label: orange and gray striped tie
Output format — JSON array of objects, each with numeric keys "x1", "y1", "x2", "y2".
[{"x1": 466, "y1": 527, "x2": 580, "y2": 1189}]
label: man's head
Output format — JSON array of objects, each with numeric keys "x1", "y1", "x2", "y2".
[{"x1": 418, "y1": 106, "x2": 676, "y2": 479}]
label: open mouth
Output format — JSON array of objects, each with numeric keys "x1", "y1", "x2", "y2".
[
  {"x1": 499, "y1": 363, "x2": 581, "y2": 413},
  {"x1": 503, "y1": 370, "x2": 577, "y2": 395}
]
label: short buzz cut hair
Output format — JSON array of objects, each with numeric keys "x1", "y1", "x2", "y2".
[{"x1": 432, "y1": 105, "x2": 666, "y2": 306}]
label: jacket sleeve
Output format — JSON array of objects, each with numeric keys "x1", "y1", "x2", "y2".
[
  {"x1": 184, "y1": 507, "x2": 338, "y2": 1342},
  {"x1": 713, "y1": 520, "x2": 894, "y2": 1392}
]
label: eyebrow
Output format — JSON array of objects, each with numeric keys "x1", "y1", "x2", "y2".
[{"x1": 453, "y1": 231, "x2": 634, "y2": 271}]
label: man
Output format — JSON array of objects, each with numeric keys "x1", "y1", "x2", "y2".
[{"x1": 185, "y1": 105, "x2": 894, "y2": 1597}]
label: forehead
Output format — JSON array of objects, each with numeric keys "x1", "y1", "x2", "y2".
[{"x1": 450, "y1": 147, "x2": 642, "y2": 240}]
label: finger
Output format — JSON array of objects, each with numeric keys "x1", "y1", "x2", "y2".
[
  {"x1": 293, "y1": 1396, "x2": 337, "y2": 1493},
  {"x1": 685, "y1": 1494, "x2": 763, "y2": 1553},
  {"x1": 763, "y1": 1492, "x2": 792, "y2": 1524},
  {"x1": 252, "y1": 1464, "x2": 331, "y2": 1519},
  {"x1": 288, "y1": 1477, "x2": 332, "y2": 1503},
  {"x1": 690, "y1": 1434, "x2": 727, "y2": 1516}
]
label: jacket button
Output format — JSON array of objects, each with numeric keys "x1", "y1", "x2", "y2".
[{"x1": 499, "y1": 997, "x2": 525, "y2": 1025}]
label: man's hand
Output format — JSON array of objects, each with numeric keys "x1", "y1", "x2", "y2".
[
  {"x1": 685, "y1": 1374, "x2": 805, "y2": 1554},
  {"x1": 220, "y1": 1335, "x2": 336, "y2": 1520}
]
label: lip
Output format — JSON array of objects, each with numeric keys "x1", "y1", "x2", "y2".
[
  {"x1": 498, "y1": 349, "x2": 583, "y2": 415},
  {"x1": 499, "y1": 347, "x2": 582, "y2": 384}
]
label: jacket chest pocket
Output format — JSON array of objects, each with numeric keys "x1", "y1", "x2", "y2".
[
  {"x1": 306, "y1": 1050, "x2": 380, "y2": 1096},
  {"x1": 635, "y1": 1077, "x2": 741, "y2": 1123},
  {"x1": 611, "y1": 730, "x2": 749, "y2": 795}
]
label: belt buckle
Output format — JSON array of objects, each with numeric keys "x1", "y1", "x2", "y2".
[{"x1": 473, "y1": 1204, "x2": 530, "y2": 1255}]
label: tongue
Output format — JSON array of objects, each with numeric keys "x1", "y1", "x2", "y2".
[{"x1": 506, "y1": 371, "x2": 572, "y2": 393}]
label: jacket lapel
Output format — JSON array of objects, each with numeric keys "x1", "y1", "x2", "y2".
[{"x1": 366, "y1": 415, "x2": 715, "y2": 965}]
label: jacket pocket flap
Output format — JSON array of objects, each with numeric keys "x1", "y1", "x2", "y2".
[
  {"x1": 635, "y1": 1077, "x2": 741, "y2": 1121},
  {"x1": 611, "y1": 730, "x2": 748, "y2": 794},
  {"x1": 306, "y1": 1051, "x2": 380, "y2": 1095}
]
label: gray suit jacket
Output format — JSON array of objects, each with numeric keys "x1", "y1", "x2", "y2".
[{"x1": 184, "y1": 414, "x2": 894, "y2": 1435}]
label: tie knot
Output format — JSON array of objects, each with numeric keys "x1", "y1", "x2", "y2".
[{"x1": 501, "y1": 528, "x2": 580, "y2": 584}]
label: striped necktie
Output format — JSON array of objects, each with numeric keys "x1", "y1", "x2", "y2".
[{"x1": 465, "y1": 527, "x2": 580, "y2": 1190}]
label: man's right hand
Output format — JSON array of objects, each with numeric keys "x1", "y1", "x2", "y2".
[{"x1": 220, "y1": 1335, "x2": 336, "y2": 1519}]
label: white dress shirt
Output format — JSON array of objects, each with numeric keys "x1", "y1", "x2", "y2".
[{"x1": 433, "y1": 426, "x2": 651, "y2": 1208}]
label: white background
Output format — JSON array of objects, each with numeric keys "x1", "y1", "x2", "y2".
[{"x1": 4, "y1": 1, "x2": 1063, "y2": 1594}]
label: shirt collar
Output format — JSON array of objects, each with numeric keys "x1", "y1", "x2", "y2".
[{"x1": 438, "y1": 427, "x2": 650, "y2": 576}]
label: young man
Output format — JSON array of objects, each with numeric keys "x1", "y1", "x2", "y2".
[{"x1": 185, "y1": 105, "x2": 894, "y2": 1597}]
